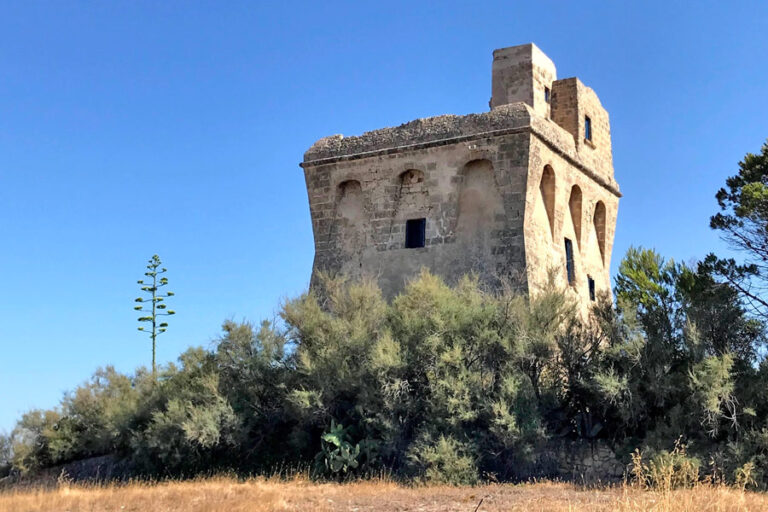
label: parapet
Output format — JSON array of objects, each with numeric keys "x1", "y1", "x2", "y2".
[{"x1": 303, "y1": 103, "x2": 532, "y2": 165}]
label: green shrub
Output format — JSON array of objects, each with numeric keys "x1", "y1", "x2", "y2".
[
  {"x1": 5, "y1": 250, "x2": 768, "y2": 486},
  {"x1": 408, "y1": 434, "x2": 479, "y2": 485},
  {"x1": 631, "y1": 440, "x2": 701, "y2": 491}
]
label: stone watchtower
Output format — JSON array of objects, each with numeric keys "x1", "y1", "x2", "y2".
[{"x1": 300, "y1": 43, "x2": 620, "y2": 302}]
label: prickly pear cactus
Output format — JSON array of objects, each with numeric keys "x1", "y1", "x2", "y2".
[{"x1": 317, "y1": 419, "x2": 361, "y2": 476}]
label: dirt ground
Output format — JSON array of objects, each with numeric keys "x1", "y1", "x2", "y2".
[{"x1": 2, "y1": 477, "x2": 768, "y2": 512}]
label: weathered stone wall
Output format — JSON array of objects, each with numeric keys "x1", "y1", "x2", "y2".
[
  {"x1": 525, "y1": 129, "x2": 619, "y2": 304},
  {"x1": 551, "y1": 77, "x2": 614, "y2": 182},
  {"x1": 301, "y1": 43, "x2": 621, "y2": 302},
  {"x1": 303, "y1": 121, "x2": 532, "y2": 297}
]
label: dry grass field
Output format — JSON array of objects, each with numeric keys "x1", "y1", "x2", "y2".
[{"x1": 1, "y1": 477, "x2": 768, "y2": 512}]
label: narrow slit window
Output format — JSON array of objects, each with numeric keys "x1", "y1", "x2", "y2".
[
  {"x1": 588, "y1": 276, "x2": 596, "y2": 301},
  {"x1": 585, "y1": 115, "x2": 592, "y2": 141},
  {"x1": 405, "y1": 218, "x2": 426, "y2": 249},
  {"x1": 544, "y1": 87, "x2": 551, "y2": 103},
  {"x1": 565, "y1": 238, "x2": 575, "y2": 285}
]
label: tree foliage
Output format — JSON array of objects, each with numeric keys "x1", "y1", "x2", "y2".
[
  {"x1": 6, "y1": 254, "x2": 768, "y2": 486},
  {"x1": 709, "y1": 139, "x2": 768, "y2": 319}
]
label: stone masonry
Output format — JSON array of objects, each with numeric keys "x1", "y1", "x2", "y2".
[{"x1": 300, "y1": 43, "x2": 620, "y2": 303}]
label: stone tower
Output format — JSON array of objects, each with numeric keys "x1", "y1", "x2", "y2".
[{"x1": 301, "y1": 43, "x2": 620, "y2": 303}]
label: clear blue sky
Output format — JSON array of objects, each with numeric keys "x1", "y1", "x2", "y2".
[{"x1": 1, "y1": 1, "x2": 767, "y2": 433}]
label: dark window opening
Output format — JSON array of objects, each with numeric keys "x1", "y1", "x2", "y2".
[
  {"x1": 405, "y1": 218, "x2": 426, "y2": 249},
  {"x1": 588, "y1": 276, "x2": 596, "y2": 301},
  {"x1": 565, "y1": 238, "x2": 575, "y2": 285},
  {"x1": 544, "y1": 87, "x2": 551, "y2": 103},
  {"x1": 585, "y1": 115, "x2": 592, "y2": 141}
]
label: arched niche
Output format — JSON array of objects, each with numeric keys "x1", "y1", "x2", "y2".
[
  {"x1": 333, "y1": 179, "x2": 368, "y2": 255},
  {"x1": 336, "y1": 180, "x2": 364, "y2": 223},
  {"x1": 400, "y1": 169, "x2": 425, "y2": 186},
  {"x1": 394, "y1": 169, "x2": 428, "y2": 213},
  {"x1": 569, "y1": 185, "x2": 583, "y2": 249},
  {"x1": 593, "y1": 200, "x2": 606, "y2": 265},
  {"x1": 540, "y1": 165, "x2": 556, "y2": 239},
  {"x1": 387, "y1": 169, "x2": 429, "y2": 249},
  {"x1": 456, "y1": 159, "x2": 504, "y2": 241}
]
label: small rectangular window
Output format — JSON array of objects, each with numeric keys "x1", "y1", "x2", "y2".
[
  {"x1": 564, "y1": 238, "x2": 575, "y2": 285},
  {"x1": 585, "y1": 115, "x2": 592, "y2": 141},
  {"x1": 544, "y1": 87, "x2": 551, "y2": 103},
  {"x1": 405, "y1": 218, "x2": 426, "y2": 249},
  {"x1": 588, "y1": 276, "x2": 596, "y2": 301}
]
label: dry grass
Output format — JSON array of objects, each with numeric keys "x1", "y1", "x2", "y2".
[{"x1": 1, "y1": 476, "x2": 768, "y2": 512}]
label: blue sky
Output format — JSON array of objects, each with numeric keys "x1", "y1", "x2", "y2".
[{"x1": 1, "y1": 1, "x2": 767, "y2": 433}]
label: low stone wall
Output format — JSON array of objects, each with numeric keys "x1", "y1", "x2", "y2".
[
  {"x1": 555, "y1": 441, "x2": 627, "y2": 483},
  {"x1": 2, "y1": 443, "x2": 627, "y2": 486},
  {"x1": 0, "y1": 455, "x2": 134, "y2": 489},
  {"x1": 56, "y1": 454, "x2": 134, "y2": 482},
  {"x1": 494, "y1": 440, "x2": 626, "y2": 483}
]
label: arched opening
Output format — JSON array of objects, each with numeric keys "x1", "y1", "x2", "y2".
[
  {"x1": 540, "y1": 165, "x2": 556, "y2": 238},
  {"x1": 594, "y1": 200, "x2": 606, "y2": 266},
  {"x1": 569, "y1": 185, "x2": 583, "y2": 249}
]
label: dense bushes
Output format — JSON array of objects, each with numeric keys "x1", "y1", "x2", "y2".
[{"x1": 3, "y1": 248, "x2": 768, "y2": 486}]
